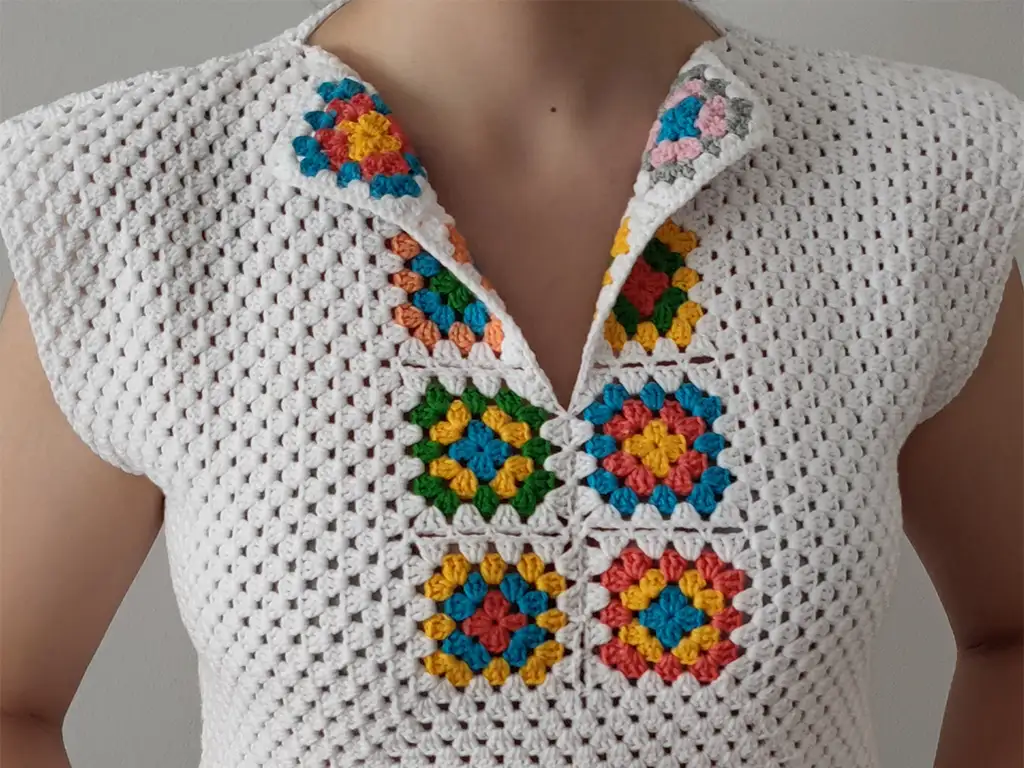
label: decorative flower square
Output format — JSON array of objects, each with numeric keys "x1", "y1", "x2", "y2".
[
  {"x1": 421, "y1": 551, "x2": 569, "y2": 688},
  {"x1": 604, "y1": 219, "x2": 704, "y2": 354},
  {"x1": 582, "y1": 380, "x2": 731, "y2": 518},
  {"x1": 390, "y1": 230, "x2": 503, "y2": 356},
  {"x1": 596, "y1": 545, "x2": 746, "y2": 684},
  {"x1": 408, "y1": 381, "x2": 558, "y2": 519},
  {"x1": 642, "y1": 64, "x2": 755, "y2": 185},
  {"x1": 292, "y1": 78, "x2": 426, "y2": 199}
]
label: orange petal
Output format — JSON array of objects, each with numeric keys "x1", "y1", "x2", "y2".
[
  {"x1": 392, "y1": 268, "x2": 424, "y2": 293},
  {"x1": 388, "y1": 232, "x2": 422, "y2": 260},
  {"x1": 413, "y1": 320, "x2": 441, "y2": 350},
  {"x1": 484, "y1": 319, "x2": 504, "y2": 354},
  {"x1": 448, "y1": 224, "x2": 472, "y2": 264},
  {"x1": 448, "y1": 322, "x2": 476, "y2": 355},
  {"x1": 393, "y1": 304, "x2": 425, "y2": 329}
]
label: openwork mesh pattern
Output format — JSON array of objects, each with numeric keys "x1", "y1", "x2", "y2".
[{"x1": 0, "y1": 5, "x2": 1021, "y2": 766}]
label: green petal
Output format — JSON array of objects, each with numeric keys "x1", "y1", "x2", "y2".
[
  {"x1": 516, "y1": 405, "x2": 550, "y2": 433},
  {"x1": 473, "y1": 486, "x2": 500, "y2": 519},
  {"x1": 435, "y1": 488, "x2": 460, "y2": 517},
  {"x1": 495, "y1": 388, "x2": 524, "y2": 419},
  {"x1": 643, "y1": 238, "x2": 683, "y2": 274},
  {"x1": 448, "y1": 284, "x2": 475, "y2": 313},
  {"x1": 430, "y1": 270, "x2": 460, "y2": 295},
  {"x1": 651, "y1": 287, "x2": 684, "y2": 334},
  {"x1": 521, "y1": 437, "x2": 553, "y2": 463},
  {"x1": 460, "y1": 384, "x2": 490, "y2": 416},
  {"x1": 411, "y1": 440, "x2": 443, "y2": 461},
  {"x1": 412, "y1": 474, "x2": 445, "y2": 500},
  {"x1": 613, "y1": 295, "x2": 641, "y2": 333},
  {"x1": 409, "y1": 403, "x2": 441, "y2": 429}
]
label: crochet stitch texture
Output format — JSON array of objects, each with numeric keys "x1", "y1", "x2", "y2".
[{"x1": 0, "y1": 1, "x2": 1021, "y2": 766}]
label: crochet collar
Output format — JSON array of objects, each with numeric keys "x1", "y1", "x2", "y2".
[{"x1": 269, "y1": 2, "x2": 774, "y2": 413}]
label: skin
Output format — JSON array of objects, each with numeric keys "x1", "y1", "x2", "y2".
[{"x1": 1, "y1": 1, "x2": 1020, "y2": 765}]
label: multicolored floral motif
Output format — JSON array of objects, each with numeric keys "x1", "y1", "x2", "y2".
[
  {"x1": 408, "y1": 381, "x2": 558, "y2": 518},
  {"x1": 293, "y1": 78, "x2": 425, "y2": 198},
  {"x1": 604, "y1": 219, "x2": 703, "y2": 353},
  {"x1": 597, "y1": 546, "x2": 745, "y2": 684},
  {"x1": 422, "y1": 551, "x2": 569, "y2": 687},
  {"x1": 390, "y1": 229, "x2": 503, "y2": 355},
  {"x1": 582, "y1": 381, "x2": 731, "y2": 518},
  {"x1": 643, "y1": 65, "x2": 754, "y2": 184}
]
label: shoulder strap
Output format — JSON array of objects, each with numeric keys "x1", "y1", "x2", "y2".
[{"x1": 283, "y1": 0, "x2": 354, "y2": 44}]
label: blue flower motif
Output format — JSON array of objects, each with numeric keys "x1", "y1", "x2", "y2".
[
  {"x1": 463, "y1": 572, "x2": 489, "y2": 604},
  {"x1": 693, "y1": 433, "x2": 725, "y2": 459},
  {"x1": 411, "y1": 289, "x2": 442, "y2": 315},
  {"x1": 657, "y1": 96, "x2": 703, "y2": 142},
  {"x1": 610, "y1": 487, "x2": 639, "y2": 517},
  {"x1": 303, "y1": 110, "x2": 336, "y2": 131},
  {"x1": 370, "y1": 174, "x2": 421, "y2": 199},
  {"x1": 338, "y1": 161, "x2": 362, "y2": 186},
  {"x1": 444, "y1": 593, "x2": 476, "y2": 622},
  {"x1": 639, "y1": 382, "x2": 666, "y2": 411},
  {"x1": 448, "y1": 421, "x2": 513, "y2": 482},
  {"x1": 638, "y1": 586, "x2": 707, "y2": 648},
  {"x1": 504, "y1": 624, "x2": 548, "y2": 668},
  {"x1": 409, "y1": 252, "x2": 442, "y2": 278},
  {"x1": 318, "y1": 78, "x2": 366, "y2": 102},
  {"x1": 582, "y1": 402, "x2": 615, "y2": 426},
  {"x1": 694, "y1": 396, "x2": 723, "y2": 423},
  {"x1": 584, "y1": 435, "x2": 617, "y2": 460},
  {"x1": 586, "y1": 469, "x2": 618, "y2": 495},
  {"x1": 649, "y1": 485, "x2": 677, "y2": 516},
  {"x1": 602, "y1": 383, "x2": 630, "y2": 411},
  {"x1": 499, "y1": 573, "x2": 530, "y2": 604},
  {"x1": 516, "y1": 590, "x2": 549, "y2": 618},
  {"x1": 444, "y1": 571, "x2": 489, "y2": 620},
  {"x1": 432, "y1": 304, "x2": 456, "y2": 334},
  {"x1": 701, "y1": 466, "x2": 732, "y2": 494},
  {"x1": 442, "y1": 630, "x2": 491, "y2": 672},
  {"x1": 299, "y1": 151, "x2": 331, "y2": 178},
  {"x1": 463, "y1": 302, "x2": 490, "y2": 336},
  {"x1": 675, "y1": 383, "x2": 705, "y2": 413}
]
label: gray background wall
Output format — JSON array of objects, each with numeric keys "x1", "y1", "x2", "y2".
[{"x1": 0, "y1": 1, "x2": 1020, "y2": 766}]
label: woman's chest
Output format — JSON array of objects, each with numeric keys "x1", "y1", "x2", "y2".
[{"x1": 156, "y1": 177, "x2": 928, "y2": 710}]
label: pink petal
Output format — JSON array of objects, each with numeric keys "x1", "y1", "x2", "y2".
[
  {"x1": 696, "y1": 96, "x2": 729, "y2": 138},
  {"x1": 676, "y1": 138, "x2": 704, "y2": 160},
  {"x1": 649, "y1": 142, "x2": 676, "y2": 168},
  {"x1": 663, "y1": 79, "x2": 705, "y2": 110}
]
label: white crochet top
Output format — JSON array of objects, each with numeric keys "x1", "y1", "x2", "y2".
[{"x1": 1, "y1": 2, "x2": 1021, "y2": 766}]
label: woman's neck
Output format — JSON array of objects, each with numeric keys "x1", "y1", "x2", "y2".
[{"x1": 308, "y1": 0, "x2": 720, "y2": 129}]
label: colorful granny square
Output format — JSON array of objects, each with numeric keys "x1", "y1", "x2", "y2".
[
  {"x1": 582, "y1": 381, "x2": 731, "y2": 518},
  {"x1": 422, "y1": 551, "x2": 569, "y2": 687},
  {"x1": 596, "y1": 546, "x2": 746, "y2": 684},
  {"x1": 293, "y1": 78, "x2": 425, "y2": 199},
  {"x1": 604, "y1": 219, "x2": 703, "y2": 353},
  {"x1": 390, "y1": 230, "x2": 503, "y2": 356},
  {"x1": 408, "y1": 381, "x2": 558, "y2": 519},
  {"x1": 642, "y1": 65, "x2": 755, "y2": 185}
]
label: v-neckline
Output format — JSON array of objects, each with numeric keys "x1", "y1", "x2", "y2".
[{"x1": 267, "y1": 1, "x2": 774, "y2": 417}]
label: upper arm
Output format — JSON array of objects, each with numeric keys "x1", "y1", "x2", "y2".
[
  {"x1": 0, "y1": 287, "x2": 164, "y2": 722},
  {"x1": 899, "y1": 264, "x2": 1023, "y2": 649}
]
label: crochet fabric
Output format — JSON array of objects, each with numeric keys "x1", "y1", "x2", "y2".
[{"x1": 1, "y1": 2, "x2": 1022, "y2": 766}]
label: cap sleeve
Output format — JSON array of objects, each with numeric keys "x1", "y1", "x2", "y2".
[
  {"x1": 916, "y1": 75, "x2": 1024, "y2": 424},
  {"x1": 0, "y1": 72, "x2": 176, "y2": 475}
]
